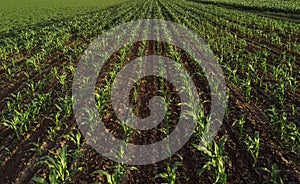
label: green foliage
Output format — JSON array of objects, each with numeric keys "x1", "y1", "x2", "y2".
[
  {"x1": 32, "y1": 146, "x2": 83, "y2": 184},
  {"x1": 195, "y1": 0, "x2": 300, "y2": 14},
  {"x1": 244, "y1": 131, "x2": 260, "y2": 167},
  {"x1": 0, "y1": 0, "x2": 128, "y2": 32},
  {"x1": 155, "y1": 161, "x2": 182, "y2": 184},
  {"x1": 93, "y1": 164, "x2": 137, "y2": 184},
  {"x1": 0, "y1": 0, "x2": 299, "y2": 183},
  {"x1": 260, "y1": 165, "x2": 283, "y2": 184},
  {"x1": 232, "y1": 115, "x2": 246, "y2": 137},
  {"x1": 193, "y1": 135, "x2": 228, "y2": 184}
]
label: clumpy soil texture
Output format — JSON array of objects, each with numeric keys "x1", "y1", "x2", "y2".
[{"x1": 0, "y1": 0, "x2": 299, "y2": 183}]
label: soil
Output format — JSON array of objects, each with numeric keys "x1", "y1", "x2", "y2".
[{"x1": 0, "y1": 1, "x2": 299, "y2": 183}]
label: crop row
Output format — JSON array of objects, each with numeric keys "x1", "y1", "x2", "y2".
[{"x1": 0, "y1": 0, "x2": 299, "y2": 183}]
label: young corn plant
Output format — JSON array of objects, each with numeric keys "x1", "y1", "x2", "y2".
[
  {"x1": 56, "y1": 95, "x2": 73, "y2": 119},
  {"x1": 64, "y1": 130, "x2": 82, "y2": 151},
  {"x1": 158, "y1": 88, "x2": 171, "y2": 136},
  {"x1": 92, "y1": 163, "x2": 137, "y2": 184},
  {"x1": 155, "y1": 161, "x2": 182, "y2": 184},
  {"x1": 169, "y1": 47, "x2": 181, "y2": 62},
  {"x1": 32, "y1": 146, "x2": 83, "y2": 184},
  {"x1": 30, "y1": 138, "x2": 44, "y2": 156},
  {"x1": 50, "y1": 112, "x2": 62, "y2": 130},
  {"x1": 92, "y1": 139, "x2": 138, "y2": 184},
  {"x1": 2, "y1": 109, "x2": 30, "y2": 139},
  {"x1": 155, "y1": 155, "x2": 183, "y2": 184},
  {"x1": 6, "y1": 67, "x2": 14, "y2": 80},
  {"x1": 232, "y1": 115, "x2": 246, "y2": 137},
  {"x1": 244, "y1": 131, "x2": 260, "y2": 167},
  {"x1": 119, "y1": 119, "x2": 134, "y2": 143},
  {"x1": 157, "y1": 62, "x2": 171, "y2": 136},
  {"x1": 58, "y1": 73, "x2": 68, "y2": 92},
  {"x1": 46, "y1": 126, "x2": 58, "y2": 142},
  {"x1": 193, "y1": 135, "x2": 228, "y2": 184},
  {"x1": 245, "y1": 73, "x2": 252, "y2": 102},
  {"x1": 266, "y1": 107, "x2": 300, "y2": 152},
  {"x1": 260, "y1": 165, "x2": 283, "y2": 184}
]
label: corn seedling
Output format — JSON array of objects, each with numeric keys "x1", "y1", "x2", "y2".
[
  {"x1": 193, "y1": 135, "x2": 228, "y2": 184},
  {"x1": 260, "y1": 165, "x2": 283, "y2": 184},
  {"x1": 155, "y1": 155, "x2": 183, "y2": 184},
  {"x1": 244, "y1": 131, "x2": 260, "y2": 167},
  {"x1": 232, "y1": 115, "x2": 246, "y2": 137},
  {"x1": 33, "y1": 146, "x2": 83, "y2": 184},
  {"x1": 93, "y1": 164, "x2": 137, "y2": 184}
]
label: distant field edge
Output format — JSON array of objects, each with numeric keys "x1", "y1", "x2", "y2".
[
  {"x1": 0, "y1": 0, "x2": 129, "y2": 34},
  {"x1": 188, "y1": 0, "x2": 300, "y2": 24}
]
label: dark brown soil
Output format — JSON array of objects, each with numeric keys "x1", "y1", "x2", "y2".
[{"x1": 0, "y1": 1, "x2": 299, "y2": 183}]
